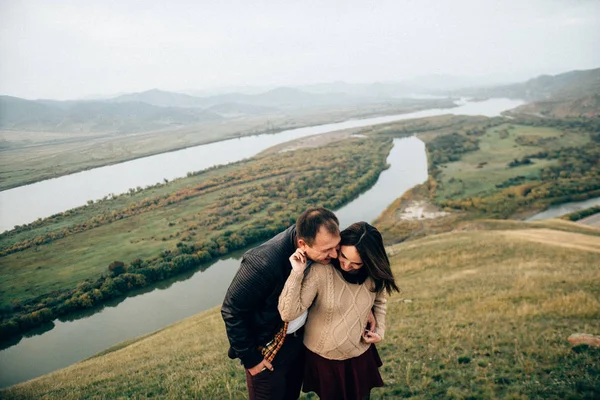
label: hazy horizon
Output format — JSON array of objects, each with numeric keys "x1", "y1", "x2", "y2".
[{"x1": 1, "y1": 0, "x2": 599, "y2": 100}]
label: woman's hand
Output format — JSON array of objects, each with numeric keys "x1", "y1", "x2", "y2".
[
  {"x1": 362, "y1": 330, "x2": 382, "y2": 344},
  {"x1": 289, "y1": 248, "x2": 308, "y2": 274}
]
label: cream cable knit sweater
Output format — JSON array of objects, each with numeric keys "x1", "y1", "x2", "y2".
[{"x1": 278, "y1": 263, "x2": 387, "y2": 361}]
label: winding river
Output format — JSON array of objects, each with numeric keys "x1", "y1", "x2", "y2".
[
  {"x1": 0, "y1": 98, "x2": 524, "y2": 388},
  {"x1": 0, "y1": 98, "x2": 521, "y2": 233}
]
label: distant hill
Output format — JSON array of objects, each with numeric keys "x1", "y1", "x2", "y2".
[
  {"x1": 0, "y1": 95, "x2": 222, "y2": 133},
  {"x1": 111, "y1": 89, "x2": 208, "y2": 108},
  {"x1": 110, "y1": 87, "x2": 357, "y2": 109},
  {"x1": 297, "y1": 76, "x2": 507, "y2": 97},
  {"x1": 0, "y1": 86, "x2": 378, "y2": 133},
  {"x1": 460, "y1": 68, "x2": 600, "y2": 101},
  {"x1": 0, "y1": 96, "x2": 63, "y2": 127},
  {"x1": 206, "y1": 102, "x2": 279, "y2": 117},
  {"x1": 511, "y1": 93, "x2": 600, "y2": 118}
]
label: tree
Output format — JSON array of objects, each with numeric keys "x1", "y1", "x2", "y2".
[{"x1": 108, "y1": 261, "x2": 126, "y2": 276}]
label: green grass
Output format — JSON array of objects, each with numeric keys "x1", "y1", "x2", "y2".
[
  {"x1": 435, "y1": 124, "x2": 592, "y2": 201},
  {"x1": 2, "y1": 222, "x2": 599, "y2": 399},
  {"x1": 0, "y1": 163, "x2": 239, "y2": 248},
  {"x1": 0, "y1": 184, "x2": 235, "y2": 304}
]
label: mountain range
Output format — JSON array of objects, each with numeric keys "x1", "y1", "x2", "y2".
[
  {"x1": 0, "y1": 96, "x2": 222, "y2": 133},
  {"x1": 457, "y1": 68, "x2": 600, "y2": 101},
  {"x1": 1, "y1": 68, "x2": 598, "y2": 133}
]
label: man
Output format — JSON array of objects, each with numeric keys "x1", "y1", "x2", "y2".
[{"x1": 221, "y1": 207, "x2": 341, "y2": 400}]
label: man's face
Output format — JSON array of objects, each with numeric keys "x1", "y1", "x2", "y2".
[{"x1": 299, "y1": 227, "x2": 341, "y2": 265}]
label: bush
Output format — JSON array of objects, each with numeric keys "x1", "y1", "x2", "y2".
[{"x1": 108, "y1": 261, "x2": 126, "y2": 276}]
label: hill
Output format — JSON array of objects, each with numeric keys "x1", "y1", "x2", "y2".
[
  {"x1": 111, "y1": 89, "x2": 209, "y2": 108},
  {"x1": 2, "y1": 220, "x2": 598, "y2": 399},
  {"x1": 206, "y1": 102, "x2": 279, "y2": 117},
  {"x1": 460, "y1": 68, "x2": 600, "y2": 101},
  {"x1": 510, "y1": 94, "x2": 600, "y2": 118},
  {"x1": 0, "y1": 95, "x2": 222, "y2": 133},
  {"x1": 110, "y1": 87, "x2": 361, "y2": 109},
  {"x1": 0, "y1": 87, "x2": 393, "y2": 134}
]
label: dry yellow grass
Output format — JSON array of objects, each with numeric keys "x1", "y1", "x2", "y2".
[
  {"x1": 2, "y1": 224, "x2": 599, "y2": 399},
  {"x1": 500, "y1": 229, "x2": 600, "y2": 254}
]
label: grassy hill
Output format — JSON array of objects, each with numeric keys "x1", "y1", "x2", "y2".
[
  {"x1": 461, "y1": 68, "x2": 600, "y2": 101},
  {"x1": 510, "y1": 94, "x2": 600, "y2": 118},
  {"x1": 2, "y1": 220, "x2": 598, "y2": 399}
]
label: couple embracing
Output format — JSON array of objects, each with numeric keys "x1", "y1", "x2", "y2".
[{"x1": 221, "y1": 207, "x2": 399, "y2": 400}]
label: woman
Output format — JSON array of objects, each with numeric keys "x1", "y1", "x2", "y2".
[{"x1": 278, "y1": 221, "x2": 399, "y2": 400}]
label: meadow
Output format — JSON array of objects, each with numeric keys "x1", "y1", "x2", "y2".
[
  {"x1": 2, "y1": 219, "x2": 598, "y2": 399},
  {"x1": 433, "y1": 124, "x2": 591, "y2": 201}
]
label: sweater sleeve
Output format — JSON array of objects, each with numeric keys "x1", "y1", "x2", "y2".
[
  {"x1": 278, "y1": 266, "x2": 319, "y2": 322},
  {"x1": 372, "y1": 288, "x2": 387, "y2": 340}
]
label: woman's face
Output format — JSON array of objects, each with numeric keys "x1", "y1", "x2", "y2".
[{"x1": 339, "y1": 245, "x2": 364, "y2": 273}]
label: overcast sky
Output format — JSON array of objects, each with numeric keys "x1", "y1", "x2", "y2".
[{"x1": 1, "y1": 0, "x2": 599, "y2": 100}]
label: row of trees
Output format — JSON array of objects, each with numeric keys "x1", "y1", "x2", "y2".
[
  {"x1": 428, "y1": 132, "x2": 480, "y2": 167},
  {"x1": 561, "y1": 206, "x2": 600, "y2": 222}
]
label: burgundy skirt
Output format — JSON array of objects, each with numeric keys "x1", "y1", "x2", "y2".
[{"x1": 302, "y1": 345, "x2": 384, "y2": 400}]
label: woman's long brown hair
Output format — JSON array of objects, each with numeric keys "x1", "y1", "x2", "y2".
[{"x1": 340, "y1": 222, "x2": 399, "y2": 294}]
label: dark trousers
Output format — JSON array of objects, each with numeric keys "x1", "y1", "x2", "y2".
[{"x1": 245, "y1": 333, "x2": 305, "y2": 400}]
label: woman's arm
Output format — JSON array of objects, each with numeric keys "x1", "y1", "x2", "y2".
[
  {"x1": 372, "y1": 288, "x2": 387, "y2": 340},
  {"x1": 278, "y1": 265, "x2": 319, "y2": 322}
]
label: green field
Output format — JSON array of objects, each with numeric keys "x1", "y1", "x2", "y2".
[
  {"x1": 3, "y1": 219, "x2": 598, "y2": 399},
  {"x1": 435, "y1": 124, "x2": 592, "y2": 200}
]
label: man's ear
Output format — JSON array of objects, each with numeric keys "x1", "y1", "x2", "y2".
[{"x1": 297, "y1": 238, "x2": 308, "y2": 251}]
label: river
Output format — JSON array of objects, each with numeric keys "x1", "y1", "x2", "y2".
[
  {"x1": 0, "y1": 98, "x2": 523, "y2": 388},
  {"x1": 527, "y1": 197, "x2": 600, "y2": 221},
  {"x1": 0, "y1": 98, "x2": 522, "y2": 233}
]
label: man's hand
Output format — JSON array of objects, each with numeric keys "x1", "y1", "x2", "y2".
[
  {"x1": 289, "y1": 248, "x2": 308, "y2": 274},
  {"x1": 247, "y1": 359, "x2": 274, "y2": 376},
  {"x1": 366, "y1": 310, "x2": 376, "y2": 332}
]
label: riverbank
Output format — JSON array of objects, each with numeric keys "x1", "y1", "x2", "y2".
[
  {"x1": 255, "y1": 126, "x2": 364, "y2": 156},
  {"x1": 3, "y1": 219, "x2": 598, "y2": 398},
  {"x1": 0, "y1": 99, "x2": 455, "y2": 191}
]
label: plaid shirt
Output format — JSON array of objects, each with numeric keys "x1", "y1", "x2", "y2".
[
  {"x1": 258, "y1": 261, "x2": 312, "y2": 363},
  {"x1": 259, "y1": 322, "x2": 289, "y2": 362}
]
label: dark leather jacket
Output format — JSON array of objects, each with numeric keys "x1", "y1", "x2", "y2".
[{"x1": 221, "y1": 225, "x2": 297, "y2": 369}]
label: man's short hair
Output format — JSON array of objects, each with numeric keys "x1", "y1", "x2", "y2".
[{"x1": 296, "y1": 207, "x2": 339, "y2": 246}]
